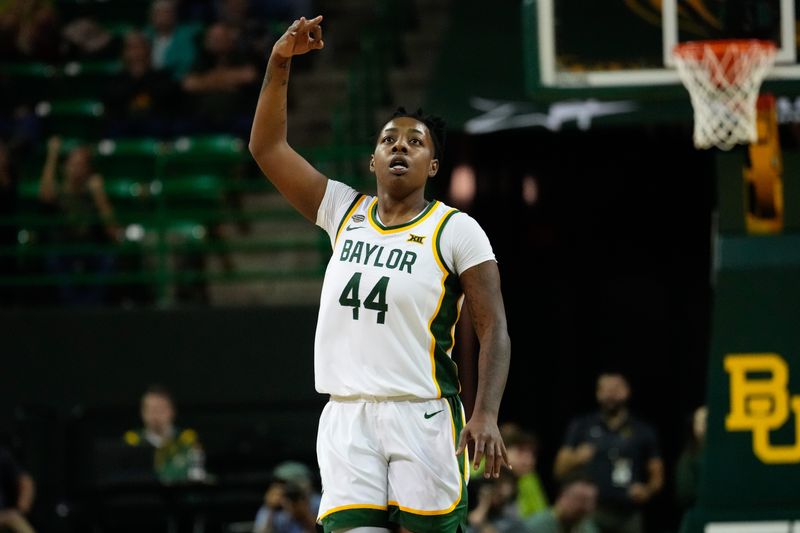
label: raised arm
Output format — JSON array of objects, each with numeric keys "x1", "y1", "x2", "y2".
[
  {"x1": 39, "y1": 136, "x2": 61, "y2": 204},
  {"x1": 455, "y1": 260, "x2": 511, "y2": 479},
  {"x1": 248, "y1": 16, "x2": 328, "y2": 223},
  {"x1": 17, "y1": 473, "x2": 34, "y2": 514},
  {"x1": 88, "y1": 174, "x2": 120, "y2": 241}
]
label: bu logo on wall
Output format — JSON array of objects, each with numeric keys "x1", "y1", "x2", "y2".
[{"x1": 725, "y1": 353, "x2": 800, "y2": 464}]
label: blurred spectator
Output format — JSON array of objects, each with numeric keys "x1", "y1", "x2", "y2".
[
  {"x1": 0, "y1": 446, "x2": 35, "y2": 533},
  {"x1": 467, "y1": 470, "x2": 526, "y2": 533},
  {"x1": 38, "y1": 137, "x2": 119, "y2": 306},
  {"x1": 675, "y1": 405, "x2": 707, "y2": 510},
  {"x1": 0, "y1": 0, "x2": 59, "y2": 62},
  {"x1": 215, "y1": 0, "x2": 275, "y2": 60},
  {"x1": 60, "y1": 18, "x2": 121, "y2": 61},
  {"x1": 0, "y1": 141, "x2": 17, "y2": 304},
  {"x1": 123, "y1": 385, "x2": 206, "y2": 484},
  {"x1": 182, "y1": 22, "x2": 258, "y2": 133},
  {"x1": 253, "y1": 461, "x2": 320, "y2": 533},
  {"x1": 144, "y1": 0, "x2": 198, "y2": 80},
  {"x1": 105, "y1": 31, "x2": 181, "y2": 137},
  {"x1": 503, "y1": 426, "x2": 548, "y2": 519},
  {"x1": 525, "y1": 476, "x2": 599, "y2": 533},
  {"x1": 554, "y1": 373, "x2": 663, "y2": 533}
]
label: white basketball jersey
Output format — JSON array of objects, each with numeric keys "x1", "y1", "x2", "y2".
[{"x1": 314, "y1": 180, "x2": 495, "y2": 400}]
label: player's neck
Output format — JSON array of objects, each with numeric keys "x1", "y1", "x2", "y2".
[{"x1": 376, "y1": 191, "x2": 429, "y2": 227}]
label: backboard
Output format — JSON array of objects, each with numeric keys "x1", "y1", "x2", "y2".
[{"x1": 524, "y1": 0, "x2": 800, "y2": 96}]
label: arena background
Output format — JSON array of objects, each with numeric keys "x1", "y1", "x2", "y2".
[{"x1": 1, "y1": 0, "x2": 798, "y2": 532}]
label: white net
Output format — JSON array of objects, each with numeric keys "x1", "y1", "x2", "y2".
[{"x1": 673, "y1": 40, "x2": 776, "y2": 150}]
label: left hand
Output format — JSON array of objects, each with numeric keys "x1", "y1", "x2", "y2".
[
  {"x1": 455, "y1": 411, "x2": 509, "y2": 478},
  {"x1": 272, "y1": 16, "x2": 324, "y2": 59},
  {"x1": 628, "y1": 483, "x2": 651, "y2": 504}
]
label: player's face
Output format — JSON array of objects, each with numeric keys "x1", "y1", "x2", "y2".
[
  {"x1": 141, "y1": 393, "x2": 175, "y2": 433},
  {"x1": 596, "y1": 374, "x2": 630, "y2": 414},
  {"x1": 370, "y1": 117, "x2": 439, "y2": 198}
]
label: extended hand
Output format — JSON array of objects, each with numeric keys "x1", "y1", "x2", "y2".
[
  {"x1": 273, "y1": 16, "x2": 324, "y2": 58},
  {"x1": 455, "y1": 412, "x2": 509, "y2": 478}
]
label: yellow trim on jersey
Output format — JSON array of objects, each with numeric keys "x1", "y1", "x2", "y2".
[
  {"x1": 318, "y1": 503, "x2": 388, "y2": 521},
  {"x1": 334, "y1": 195, "x2": 368, "y2": 246},
  {"x1": 461, "y1": 404, "x2": 470, "y2": 482},
  {"x1": 427, "y1": 208, "x2": 460, "y2": 398},
  {"x1": 451, "y1": 294, "x2": 464, "y2": 394},
  {"x1": 366, "y1": 198, "x2": 441, "y2": 234}
]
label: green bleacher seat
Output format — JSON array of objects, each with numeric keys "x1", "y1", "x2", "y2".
[
  {"x1": 170, "y1": 135, "x2": 244, "y2": 158},
  {"x1": 1, "y1": 62, "x2": 57, "y2": 77},
  {"x1": 36, "y1": 99, "x2": 105, "y2": 138},
  {"x1": 82, "y1": 177, "x2": 154, "y2": 218},
  {"x1": 163, "y1": 135, "x2": 245, "y2": 178},
  {"x1": 61, "y1": 61, "x2": 122, "y2": 99},
  {"x1": 1, "y1": 62, "x2": 57, "y2": 104},
  {"x1": 93, "y1": 138, "x2": 164, "y2": 178},
  {"x1": 159, "y1": 175, "x2": 222, "y2": 203},
  {"x1": 17, "y1": 180, "x2": 40, "y2": 204}
]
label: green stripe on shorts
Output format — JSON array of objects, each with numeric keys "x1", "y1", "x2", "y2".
[{"x1": 388, "y1": 396, "x2": 468, "y2": 533}]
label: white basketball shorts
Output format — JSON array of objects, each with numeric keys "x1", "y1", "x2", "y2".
[{"x1": 316, "y1": 395, "x2": 469, "y2": 533}]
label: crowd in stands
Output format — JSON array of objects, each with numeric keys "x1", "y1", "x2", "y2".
[
  {"x1": 0, "y1": 0, "x2": 319, "y2": 307},
  {"x1": 1, "y1": 373, "x2": 707, "y2": 533},
  {"x1": 466, "y1": 373, "x2": 704, "y2": 533},
  {"x1": 0, "y1": 0, "x2": 311, "y2": 143}
]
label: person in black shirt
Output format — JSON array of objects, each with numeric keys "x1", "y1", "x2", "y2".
[
  {"x1": 105, "y1": 31, "x2": 180, "y2": 137},
  {"x1": 554, "y1": 373, "x2": 663, "y2": 533},
  {"x1": 182, "y1": 22, "x2": 258, "y2": 133}
]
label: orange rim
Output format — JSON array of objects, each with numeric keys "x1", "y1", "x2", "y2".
[{"x1": 673, "y1": 39, "x2": 777, "y2": 60}]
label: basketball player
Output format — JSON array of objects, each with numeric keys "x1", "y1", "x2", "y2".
[{"x1": 249, "y1": 16, "x2": 511, "y2": 533}]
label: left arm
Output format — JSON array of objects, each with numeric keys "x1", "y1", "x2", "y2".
[
  {"x1": 629, "y1": 458, "x2": 664, "y2": 503},
  {"x1": 455, "y1": 260, "x2": 511, "y2": 479},
  {"x1": 17, "y1": 473, "x2": 34, "y2": 513},
  {"x1": 88, "y1": 174, "x2": 120, "y2": 240}
]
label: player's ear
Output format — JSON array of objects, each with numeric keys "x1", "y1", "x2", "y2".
[
  {"x1": 428, "y1": 158, "x2": 439, "y2": 178},
  {"x1": 369, "y1": 156, "x2": 375, "y2": 173}
]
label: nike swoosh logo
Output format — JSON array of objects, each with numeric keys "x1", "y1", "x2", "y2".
[
  {"x1": 424, "y1": 409, "x2": 444, "y2": 419},
  {"x1": 345, "y1": 225, "x2": 363, "y2": 231}
]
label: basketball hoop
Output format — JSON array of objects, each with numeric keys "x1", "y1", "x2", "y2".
[{"x1": 673, "y1": 40, "x2": 777, "y2": 150}]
